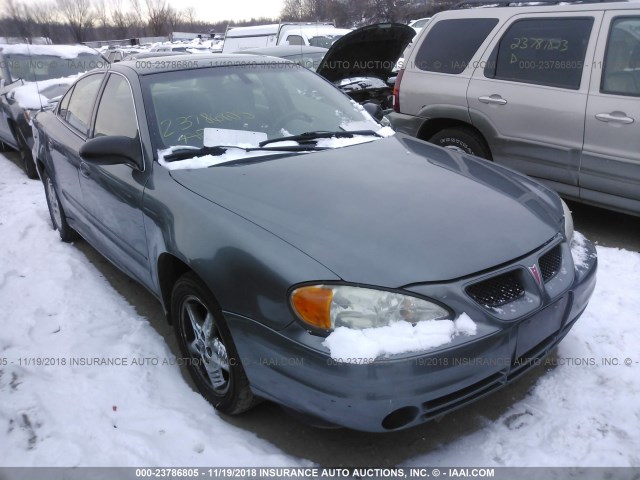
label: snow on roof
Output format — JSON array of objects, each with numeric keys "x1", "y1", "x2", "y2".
[
  {"x1": 225, "y1": 24, "x2": 280, "y2": 37},
  {"x1": 10, "y1": 75, "x2": 79, "y2": 109},
  {"x1": 0, "y1": 44, "x2": 99, "y2": 59}
]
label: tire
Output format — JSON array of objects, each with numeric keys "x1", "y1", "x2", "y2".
[
  {"x1": 429, "y1": 127, "x2": 492, "y2": 160},
  {"x1": 171, "y1": 272, "x2": 256, "y2": 415},
  {"x1": 18, "y1": 136, "x2": 38, "y2": 179},
  {"x1": 42, "y1": 170, "x2": 77, "y2": 242}
]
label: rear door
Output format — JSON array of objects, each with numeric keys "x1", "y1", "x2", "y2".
[
  {"x1": 467, "y1": 13, "x2": 601, "y2": 198},
  {"x1": 581, "y1": 13, "x2": 640, "y2": 214},
  {"x1": 47, "y1": 73, "x2": 105, "y2": 220}
]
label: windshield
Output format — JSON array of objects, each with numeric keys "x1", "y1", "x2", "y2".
[
  {"x1": 309, "y1": 35, "x2": 344, "y2": 48},
  {"x1": 141, "y1": 63, "x2": 381, "y2": 155},
  {"x1": 282, "y1": 51, "x2": 326, "y2": 71},
  {"x1": 4, "y1": 53, "x2": 105, "y2": 82}
]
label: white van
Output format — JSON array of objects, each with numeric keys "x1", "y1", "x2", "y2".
[{"x1": 222, "y1": 23, "x2": 352, "y2": 53}]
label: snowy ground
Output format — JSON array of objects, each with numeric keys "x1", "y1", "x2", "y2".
[{"x1": 0, "y1": 155, "x2": 639, "y2": 467}]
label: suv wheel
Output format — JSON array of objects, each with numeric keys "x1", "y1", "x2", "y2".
[{"x1": 429, "y1": 127, "x2": 492, "y2": 160}]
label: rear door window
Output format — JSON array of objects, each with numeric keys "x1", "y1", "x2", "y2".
[
  {"x1": 414, "y1": 18, "x2": 499, "y2": 74},
  {"x1": 64, "y1": 73, "x2": 104, "y2": 135},
  {"x1": 487, "y1": 17, "x2": 594, "y2": 89}
]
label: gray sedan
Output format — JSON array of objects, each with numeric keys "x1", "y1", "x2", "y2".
[{"x1": 32, "y1": 55, "x2": 597, "y2": 432}]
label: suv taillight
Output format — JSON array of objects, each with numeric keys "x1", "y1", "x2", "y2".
[{"x1": 393, "y1": 69, "x2": 404, "y2": 113}]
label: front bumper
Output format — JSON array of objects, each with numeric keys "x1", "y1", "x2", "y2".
[{"x1": 227, "y1": 235, "x2": 597, "y2": 432}]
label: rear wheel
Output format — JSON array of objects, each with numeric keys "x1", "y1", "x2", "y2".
[
  {"x1": 429, "y1": 127, "x2": 492, "y2": 160},
  {"x1": 172, "y1": 273, "x2": 256, "y2": 415},
  {"x1": 42, "y1": 170, "x2": 77, "y2": 242}
]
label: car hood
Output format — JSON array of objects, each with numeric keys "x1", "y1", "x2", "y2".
[
  {"x1": 316, "y1": 23, "x2": 415, "y2": 83},
  {"x1": 170, "y1": 135, "x2": 562, "y2": 287}
]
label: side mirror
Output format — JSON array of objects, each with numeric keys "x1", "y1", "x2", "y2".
[
  {"x1": 363, "y1": 102, "x2": 384, "y2": 122},
  {"x1": 79, "y1": 135, "x2": 143, "y2": 170}
]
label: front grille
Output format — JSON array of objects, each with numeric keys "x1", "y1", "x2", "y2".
[
  {"x1": 539, "y1": 245, "x2": 562, "y2": 283},
  {"x1": 466, "y1": 270, "x2": 525, "y2": 307}
]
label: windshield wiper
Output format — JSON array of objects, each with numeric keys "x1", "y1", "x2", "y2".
[
  {"x1": 163, "y1": 146, "x2": 226, "y2": 162},
  {"x1": 258, "y1": 130, "x2": 381, "y2": 147},
  {"x1": 162, "y1": 144, "x2": 329, "y2": 163}
]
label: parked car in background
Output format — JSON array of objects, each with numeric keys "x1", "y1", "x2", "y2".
[
  {"x1": 0, "y1": 44, "x2": 106, "y2": 178},
  {"x1": 408, "y1": 17, "x2": 431, "y2": 34},
  {"x1": 222, "y1": 22, "x2": 352, "y2": 52},
  {"x1": 105, "y1": 47, "x2": 144, "y2": 63},
  {"x1": 32, "y1": 54, "x2": 596, "y2": 432},
  {"x1": 317, "y1": 23, "x2": 414, "y2": 110},
  {"x1": 240, "y1": 24, "x2": 415, "y2": 111},
  {"x1": 122, "y1": 51, "x2": 189, "y2": 61},
  {"x1": 236, "y1": 45, "x2": 328, "y2": 71},
  {"x1": 390, "y1": 1, "x2": 640, "y2": 216}
]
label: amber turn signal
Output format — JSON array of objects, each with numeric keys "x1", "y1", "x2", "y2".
[{"x1": 290, "y1": 286, "x2": 333, "y2": 330}]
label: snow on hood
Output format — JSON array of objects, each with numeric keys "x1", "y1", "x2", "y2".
[
  {"x1": 0, "y1": 44, "x2": 98, "y2": 59},
  {"x1": 10, "y1": 74, "x2": 80, "y2": 110},
  {"x1": 158, "y1": 127, "x2": 394, "y2": 171},
  {"x1": 323, "y1": 313, "x2": 477, "y2": 362}
]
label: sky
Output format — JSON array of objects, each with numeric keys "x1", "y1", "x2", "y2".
[{"x1": 180, "y1": 0, "x2": 285, "y2": 22}]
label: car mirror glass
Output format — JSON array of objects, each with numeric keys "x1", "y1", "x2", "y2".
[{"x1": 363, "y1": 102, "x2": 384, "y2": 122}]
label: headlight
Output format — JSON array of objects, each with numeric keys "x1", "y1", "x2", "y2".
[
  {"x1": 290, "y1": 285, "x2": 450, "y2": 332},
  {"x1": 561, "y1": 199, "x2": 574, "y2": 242}
]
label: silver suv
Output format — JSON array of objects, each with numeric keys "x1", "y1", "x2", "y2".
[{"x1": 389, "y1": 2, "x2": 640, "y2": 216}]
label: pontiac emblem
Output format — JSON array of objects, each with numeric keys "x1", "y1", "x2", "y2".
[{"x1": 529, "y1": 264, "x2": 543, "y2": 287}]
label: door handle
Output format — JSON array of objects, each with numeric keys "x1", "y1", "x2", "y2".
[
  {"x1": 80, "y1": 161, "x2": 91, "y2": 178},
  {"x1": 478, "y1": 95, "x2": 507, "y2": 105},
  {"x1": 595, "y1": 112, "x2": 634, "y2": 124}
]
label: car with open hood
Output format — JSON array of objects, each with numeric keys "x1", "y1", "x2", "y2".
[
  {"x1": 318, "y1": 22, "x2": 415, "y2": 110},
  {"x1": 239, "y1": 23, "x2": 415, "y2": 112},
  {"x1": 0, "y1": 44, "x2": 106, "y2": 178},
  {"x1": 31, "y1": 54, "x2": 597, "y2": 432}
]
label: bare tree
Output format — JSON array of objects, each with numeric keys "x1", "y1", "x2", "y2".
[
  {"x1": 166, "y1": 5, "x2": 182, "y2": 33},
  {"x1": 31, "y1": 1, "x2": 59, "y2": 39},
  {"x1": 281, "y1": 0, "x2": 302, "y2": 21},
  {"x1": 145, "y1": 0, "x2": 170, "y2": 35},
  {"x1": 95, "y1": 0, "x2": 110, "y2": 28},
  {"x1": 6, "y1": 0, "x2": 34, "y2": 40},
  {"x1": 110, "y1": 0, "x2": 129, "y2": 36},
  {"x1": 183, "y1": 6, "x2": 196, "y2": 30},
  {"x1": 57, "y1": 0, "x2": 96, "y2": 42}
]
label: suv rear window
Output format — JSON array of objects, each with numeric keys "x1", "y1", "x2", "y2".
[
  {"x1": 486, "y1": 17, "x2": 594, "y2": 89},
  {"x1": 414, "y1": 18, "x2": 498, "y2": 74}
]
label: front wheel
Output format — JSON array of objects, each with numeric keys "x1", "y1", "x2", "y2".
[
  {"x1": 429, "y1": 127, "x2": 492, "y2": 160},
  {"x1": 172, "y1": 273, "x2": 256, "y2": 415},
  {"x1": 42, "y1": 170, "x2": 77, "y2": 242}
]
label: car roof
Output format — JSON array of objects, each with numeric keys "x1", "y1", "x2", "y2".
[
  {"x1": 113, "y1": 53, "x2": 293, "y2": 75},
  {"x1": 434, "y1": 0, "x2": 635, "y2": 18},
  {"x1": 236, "y1": 46, "x2": 328, "y2": 56}
]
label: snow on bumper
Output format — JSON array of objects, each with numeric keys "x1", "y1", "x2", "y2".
[{"x1": 226, "y1": 235, "x2": 597, "y2": 432}]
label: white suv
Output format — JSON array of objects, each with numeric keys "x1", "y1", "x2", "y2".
[{"x1": 389, "y1": 1, "x2": 640, "y2": 216}]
